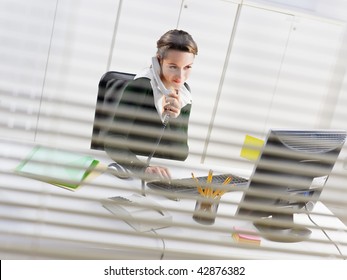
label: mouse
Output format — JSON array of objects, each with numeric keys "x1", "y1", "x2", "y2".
[{"x1": 107, "y1": 162, "x2": 132, "y2": 180}]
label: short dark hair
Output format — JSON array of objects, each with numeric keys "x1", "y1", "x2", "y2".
[{"x1": 156, "y1": 29, "x2": 198, "y2": 59}]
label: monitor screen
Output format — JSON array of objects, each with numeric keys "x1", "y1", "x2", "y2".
[{"x1": 235, "y1": 129, "x2": 346, "y2": 242}]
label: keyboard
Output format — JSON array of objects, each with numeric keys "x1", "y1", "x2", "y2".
[{"x1": 147, "y1": 173, "x2": 248, "y2": 195}]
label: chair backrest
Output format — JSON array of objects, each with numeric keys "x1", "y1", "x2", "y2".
[{"x1": 91, "y1": 71, "x2": 136, "y2": 150}]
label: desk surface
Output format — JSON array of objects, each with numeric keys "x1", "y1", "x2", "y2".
[{"x1": 1, "y1": 138, "x2": 347, "y2": 259}]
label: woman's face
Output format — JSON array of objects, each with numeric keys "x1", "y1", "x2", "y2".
[{"x1": 160, "y1": 50, "x2": 195, "y2": 90}]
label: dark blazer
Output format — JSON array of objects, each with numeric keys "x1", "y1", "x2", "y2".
[{"x1": 104, "y1": 77, "x2": 191, "y2": 173}]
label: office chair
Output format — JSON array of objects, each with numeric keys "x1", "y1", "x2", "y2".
[{"x1": 91, "y1": 71, "x2": 136, "y2": 150}]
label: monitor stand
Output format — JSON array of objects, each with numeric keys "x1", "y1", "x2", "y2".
[{"x1": 253, "y1": 213, "x2": 312, "y2": 243}]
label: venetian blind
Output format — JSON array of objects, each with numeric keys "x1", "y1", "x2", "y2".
[{"x1": 0, "y1": 0, "x2": 347, "y2": 260}]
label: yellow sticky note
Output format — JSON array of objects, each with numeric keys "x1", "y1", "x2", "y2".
[{"x1": 240, "y1": 135, "x2": 264, "y2": 161}]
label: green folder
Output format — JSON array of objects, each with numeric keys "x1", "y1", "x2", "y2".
[{"x1": 15, "y1": 145, "x2": 100, "y2": 191}]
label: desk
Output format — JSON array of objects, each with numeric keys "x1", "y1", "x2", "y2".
[{"x1": 1, "y1": 138, "x2": 347, "y2": 259}]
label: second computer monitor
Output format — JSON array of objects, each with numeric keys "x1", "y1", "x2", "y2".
[{"x1": 235, "y1": 129, "x2": 346, "y2": 242}]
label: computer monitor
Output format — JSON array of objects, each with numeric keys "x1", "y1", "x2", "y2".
[{"x1": 235, "y1": 129, "x2": 346, "y2": 242}]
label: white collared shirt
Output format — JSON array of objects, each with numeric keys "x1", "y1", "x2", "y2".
[{"x1": 135, "y1": 57, "x2": 192, "y2": 123}]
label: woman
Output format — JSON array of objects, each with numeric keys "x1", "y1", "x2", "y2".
[{"x1": 105, "y1": 29, "x2": 198, "y2": 180}]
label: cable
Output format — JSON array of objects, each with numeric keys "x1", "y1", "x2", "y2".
[
  {"x1": 141, "y1": 114, "x2": 170, "y2": 196},
  {"x1": 146, "y1": 114, "x2": 170, "y2": 166},
  {"x1": 151, "y1": 229, "x2": 166, "y2": 260},
  {"x1": 305, "y1": 204, "x2": 346, "y2": 259}
]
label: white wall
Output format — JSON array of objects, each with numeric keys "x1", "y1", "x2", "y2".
[
  {"x1": 0, "y1": 0, "x2": 57, "y2": 141},
  {"x1": 34, "y1": 0, "x2": 119, "y2": 146},
  {"x1": 1, "y1": 0, "x2": 346, "y2": 165}
]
